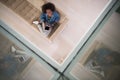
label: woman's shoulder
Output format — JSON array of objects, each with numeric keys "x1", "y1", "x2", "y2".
[{"x1": 53, "y1": 11, "x2": 60, "y2": 17}]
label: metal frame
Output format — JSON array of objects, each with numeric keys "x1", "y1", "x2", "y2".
[
  {"x1": 0, "y1": 26, "x2": 60, "y2": 80},
  {"x1": 64, "y1": 0, "x2": 120, "y2": 79}
]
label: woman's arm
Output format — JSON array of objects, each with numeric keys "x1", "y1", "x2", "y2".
[
  {"x1": 40, "y1": 13, "x2": 46, "y2": 23},
  {"x1": 51, "y1": 12, "x2": 60, "y2": 27}
]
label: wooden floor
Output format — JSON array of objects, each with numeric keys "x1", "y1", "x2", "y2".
[
  {"x1": 0, "y1": 0, "x2": 41, "y2": 24},
  {"x1": 0, "y1": 0, "x2": 108, "y2": 64},
  {"x1": 0, "y1": 0, "x2": 68, "y2": 40}
]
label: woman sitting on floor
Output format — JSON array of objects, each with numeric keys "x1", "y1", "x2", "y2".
[{"x1": 33, "y1": 2, "x2": 60, "y2": 36}]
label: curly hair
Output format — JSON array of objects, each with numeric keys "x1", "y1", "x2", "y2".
[{"x1": 42, "y1": 2, "x2": 56, "y2": 13}]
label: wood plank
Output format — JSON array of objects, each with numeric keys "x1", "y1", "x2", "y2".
[{"x1": 15, "y1": 0, "x2": 27, "y2": 13}]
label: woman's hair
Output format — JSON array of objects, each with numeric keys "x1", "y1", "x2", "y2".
[{"x1": 42, "y1": 2, "x2": 56, "y2": 13}]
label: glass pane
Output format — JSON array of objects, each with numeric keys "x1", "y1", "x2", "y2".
[
  {"x1": 0, "y1": 33, "x2": 53, "y2": 80},
  {"x1": 71, "y1": 10, "x2": 120, "y2": 80}
]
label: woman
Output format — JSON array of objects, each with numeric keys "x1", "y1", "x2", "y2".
[{"x1": 33, "y1": 2, "x2": 60, "y2": 36}]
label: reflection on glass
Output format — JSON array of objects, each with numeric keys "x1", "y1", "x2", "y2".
[
  {"x1": 0, "y1": 46, "x2": 31, "y2": 80},
  {"x1": 0, "y1": 33, "x2": 53, "y2": 80},
  {"x1": 84, "y1": 45, "x2": 120, "y2": 80},
  {"x1": 71, "y1": 10, "x2": 120, "y2": 80}
]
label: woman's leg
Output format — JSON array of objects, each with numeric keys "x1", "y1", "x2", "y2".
[
  {"x1": 37, "y1": 24, "x2": 44, "y2": 33},
  {"x1": 43, "y1": 27, "x2": 52, "y2": 36}
]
